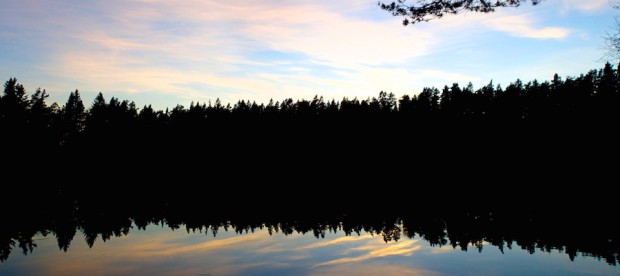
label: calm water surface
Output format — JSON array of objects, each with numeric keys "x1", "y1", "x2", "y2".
[
  {"x1": 1, "y1": 222, "x2": 618, "y2": 275},
  {"x1": 2, "y1": 188, "x2": 618, "y2": 275}
]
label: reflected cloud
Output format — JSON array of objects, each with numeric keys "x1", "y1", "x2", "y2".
[
  {"x1": 3, "y1": 211, "x2": 619, "y2": 276},
  {"x1": 30, "y1": 229, "x2": 282, "y2": 275},
  {"x1": 314, "y1": 240, "x2": 422, "y2": 267},
  {"x1": 19, "y1": 227, "x2": 428, "y2": 275},
  {"x1": 296, "y1": 235, "x2": 374, "y2": 250},
  {"x1": 127, "y1": 231, "x2": 268, "y2": 257}
]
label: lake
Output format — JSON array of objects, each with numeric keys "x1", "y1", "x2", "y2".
[
  {"x1": 1, "y1": 192, "x2": 618, "y2": 275},
  {"x1": 1, "y1": 222, "x2": 618, "y2": 275}
]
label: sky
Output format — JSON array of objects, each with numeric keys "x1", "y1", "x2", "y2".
[{"x1": 0, "y1": 0, "x2": 618, "y2": 110}]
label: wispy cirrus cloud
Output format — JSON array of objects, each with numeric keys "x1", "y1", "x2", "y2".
[
  {"x1": 0, "y1": 0, "x2": 609, "y2": 109},
  {"x1": 485, "y1": 14, "x2": 570, "y2": 39},
  {"x1": 3, "y1": 0, "x2": 436, "y2": 107}
]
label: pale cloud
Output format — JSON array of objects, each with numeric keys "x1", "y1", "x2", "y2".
[
  {"x1": 242, "y1": 6, "x2": 432, "y2": 66},
  {"x1": 12, "y1": 0, "x2": 436, "y2": 107},
  {"x1": 1, "y1": 0, "x2": 605, "y2": 110},
  {"x1": 418, "y1": 6, "x2": 571, "y2": 40},
  {"x1": 105, "y1": 0, "x2": 429, "y2": 67},
  {"x1": 486, "y1": 14, "x2": 570, "y2": 39},
  {"x1": 562, "y1": 0, "x2": 609, "y2": 12}
]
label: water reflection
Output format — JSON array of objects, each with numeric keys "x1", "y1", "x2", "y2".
[
  {"x1": 2, "y1": 222, "x2": 619, "y2": 275},
  {"x1": 1, "y1": 189, "x2": 619, "y2": 275}
]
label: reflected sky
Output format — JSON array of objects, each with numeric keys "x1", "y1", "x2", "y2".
[{"x1": 1, "y1": 223, "x2": 618, "y2": 275}]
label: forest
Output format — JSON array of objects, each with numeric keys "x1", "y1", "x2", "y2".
[
  {"x1": 1, "y1": 63, "x2": 618, "y2": 210},
  {"x1": 2, "y1": 63, "x2": 618, "y2": 178}
]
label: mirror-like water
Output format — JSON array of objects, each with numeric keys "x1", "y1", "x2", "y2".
[
  {"x1": 2, "y1": 222, "x2": 618, "y2": 275},
  {"x1": 1, "y1": 189, "x2": 618, "y2": 275}
]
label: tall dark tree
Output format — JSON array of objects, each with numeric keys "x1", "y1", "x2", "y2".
[
  {"x1": 0, "y1": 78, "x2": 29, "y2": 120},
  {"x1": 1, "y1": 79, "x2": 31, "y2": 160},
  {"x1": 30, "y1": 88, "x2": 49, "y2": 115},
  {"x1": 378, "y1": 91, "x2": 397, "y2": 112},
  {"x1": 63, "y1": 90, "x2": 86, "y2": 134},
  {"x1": 90, "y1": 93, "x2": 107, "y2": 116},
  {"x1": 86, "y1": 92, "x2": 107, "y2": 131},
  {"x1": 28, "y1": 88, "x2": 53, "y2": 135},
  {"x1": 379, "y1": 0, "x2": 543, "y2": 25}
]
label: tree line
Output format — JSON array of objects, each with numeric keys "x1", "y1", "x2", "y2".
[
  {"x1": 2, "y1": 62, "x2": 618, "y2": 147},
  {"x1": 1, "y1": 63, "x2": 619, "y2": 183}
]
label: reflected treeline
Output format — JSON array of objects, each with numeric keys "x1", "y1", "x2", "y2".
[{"x1": 1, "y1": 189, "x2": 618, "y2": 266}]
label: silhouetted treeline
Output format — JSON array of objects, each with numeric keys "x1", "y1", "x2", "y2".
[
  {"x1": 1, "y1": 190, "x2": 618, "y2": 265},
  {"x1": 2, "y1": 63, "x2": 619, "y2": 180}
]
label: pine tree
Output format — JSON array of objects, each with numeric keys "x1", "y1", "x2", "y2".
[{"x1": 63, "y1": 90, "x2": 86, "y2": 133}]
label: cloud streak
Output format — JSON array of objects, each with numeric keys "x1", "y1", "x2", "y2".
[
  {"x1": 486, "y1": 14, "x2": 570, "y2": 39},
  {"x1": 4, "y1": 0, "x2": 437, "y2": 106},
  {"x1": 314, "y1": 240, "x2": 422, "y2": 267},
  {"x1": 296, "y1": 235, "x2": 375, "y2": 250}
]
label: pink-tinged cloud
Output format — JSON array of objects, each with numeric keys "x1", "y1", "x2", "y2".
[{"x1": 0, "y1": 0, "x2": 610, "y2": 109}]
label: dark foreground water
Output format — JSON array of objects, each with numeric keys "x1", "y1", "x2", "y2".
[{"x1": 1, "y1": 188, "x2": 619, "y2": 275}]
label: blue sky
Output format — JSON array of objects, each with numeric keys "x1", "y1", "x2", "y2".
[{"x1": 0, "y1": 0, "x2": 617, "y2": 109}]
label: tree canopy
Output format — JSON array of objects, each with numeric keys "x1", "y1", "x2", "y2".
[{"x1": 378, "y1": 0, "x2": 543, "y2": 25}]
